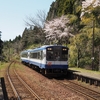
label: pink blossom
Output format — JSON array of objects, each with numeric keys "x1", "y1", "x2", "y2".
[
  {"x1": 80, "y1": 0, "x2": 100, "y2": 18},
  {"x1": 43, "y1": 15, "x2": 74, "y2": 42}
]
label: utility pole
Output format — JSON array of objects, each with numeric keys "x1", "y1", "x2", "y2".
[
  {"x1": 99, "y1": 46, "x2": 100, "y2": 71},
  {"x1": 91, "y1": 19, "x2": 95, "y2": 70}
]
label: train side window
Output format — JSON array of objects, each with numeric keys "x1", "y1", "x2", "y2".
[
  {"x1": 37, "y1": 52, "x2": 40, "y2": 59},
  {"x1": 30, "y1": 53, "x2": 37, "y2": 59},
  {"x1": 21, "y1": 52, "x2": 28, "y2": 57}
]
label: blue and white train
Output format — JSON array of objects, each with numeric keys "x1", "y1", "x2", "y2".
[{"x1": 20, "y1": 45, "x2": 68, "y2": 75}]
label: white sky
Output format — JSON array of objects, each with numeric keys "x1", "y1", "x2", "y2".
[{"x1": 0, "y1": 0, "x2": 55, "y2": 41}]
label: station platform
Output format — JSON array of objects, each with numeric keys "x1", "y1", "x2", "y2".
[
  {"x1": 68, "y1": 68, "x2": 100, "y2": 81},
  {"x1": 0, "y1": 78, "x2": 4, "y2": 100},
  {"x1": 0, "y1": 77, "x2": 8, "y2": 100}
]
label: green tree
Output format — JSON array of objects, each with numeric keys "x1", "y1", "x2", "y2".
[
  {"x1": 80, "y1": 3, "x2": 100, "y2": 70},
  {"x1": 0, "y1": 39, "x2": 3, "y2": 57}
]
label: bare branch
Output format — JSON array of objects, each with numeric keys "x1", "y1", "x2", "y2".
[{"x1": 25, "y1": 10, "x2": 47, "y2": 28}]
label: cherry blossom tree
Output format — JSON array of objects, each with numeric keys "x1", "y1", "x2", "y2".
[
  {"x1": 80, "y1": 0, "x2": 100, "y2": 18},
  {"x1": 43, "y1": 15, "x2": 74, "y2": 45}
]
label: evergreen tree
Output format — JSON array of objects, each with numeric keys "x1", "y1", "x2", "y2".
[{"x1": 0, "y1": 33, "x2": 3, "y2": 61}]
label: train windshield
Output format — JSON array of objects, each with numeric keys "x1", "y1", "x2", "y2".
[{"x1": 46, "y1": 46, "x2": 68, "y2": 61}]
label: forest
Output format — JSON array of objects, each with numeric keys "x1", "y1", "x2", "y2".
[{"x1": 1, "y1": 0, "x2": 100, "y2": 71}]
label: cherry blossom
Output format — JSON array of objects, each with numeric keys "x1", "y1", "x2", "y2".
[
  {"x1": 80, "y1": 0, "x2": 100, "y2": 18},
  {"x1": 43, "y1": 15, "x2": 74, "y2": 44}
]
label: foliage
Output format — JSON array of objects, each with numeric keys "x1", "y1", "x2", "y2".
[
  {"x1": 44, "y1": 15, "x2": 75, "y2": 45},
  {"x1": 69, "y1": 26, "x2": 100, "y2": 69},
  {"x1": 0, "y1": 39, "x2": 3, "y2": 57},
  {"x1": 2, "y1": 0, "x2": 100, "y2": 70}
]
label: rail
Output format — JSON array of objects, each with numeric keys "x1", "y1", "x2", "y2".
[
  {"x1": 53, "y1": 79, "x2": 100, "y2": 100},
  {"x1": 7, "y1": 61, "x2": 42, "y2": 100}
]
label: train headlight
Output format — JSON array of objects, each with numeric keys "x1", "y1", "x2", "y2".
[
  {"x1": 48, "y1": 48, "x2": 52, "y2": 50},
  {"x1": 63, "y1": 49, "x2": 67, "y2": 51}
]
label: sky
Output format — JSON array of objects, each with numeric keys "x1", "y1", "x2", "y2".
[{"x1": 0, "y1": 0, "x2": 55, "y2": 41}]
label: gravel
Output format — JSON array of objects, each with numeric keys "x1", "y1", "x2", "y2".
[{"x1": 15, "y1": 64, "x2": 85, "y2": 100}]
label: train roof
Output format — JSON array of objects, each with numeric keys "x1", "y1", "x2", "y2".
[
  {"x1": 41, "y1": 45, "x2": 67, "y2": 48},
  {"x1": 31, "y1": 45, "x2": 68, "y2": 52},
  {"x1": 21, "y1": 45, "x2": 68, "y2": 53},
  {"x1": 40, "y1": 45, "x2": 68, "y2": 48},
  {"x1": 20, "y1": 49, "x2": 33, "y2": 54}
]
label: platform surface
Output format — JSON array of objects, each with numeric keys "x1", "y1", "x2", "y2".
[
  {"x1": 69, "y1": 68, "x2": 100, "y2": 80},
  {"x1": 0, "y1": 79, "x2": 4, "y2": 100}
]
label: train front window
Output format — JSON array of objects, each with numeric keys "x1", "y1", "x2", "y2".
[
  {"x1": 47, "y1": 48, "x2": 54, "y2": 60},
  {"x1": 46, "y1": 46, "x2": 68, "y2": 61},
  {"x1": 47, "y1": 47, "x2": 61, "y2": 61},
  {"x1": 61, "y1": 48, "x2": 68, "y2": 61}
]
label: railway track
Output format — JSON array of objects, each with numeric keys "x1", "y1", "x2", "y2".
[
  {"x1": 7, "y1": 61, "x2": 70, "y2": 99},
  {"x1": 53, "y1": 79, "x2": 100, "y2": 100},
  {"x1": 7, "y1": 61, "x2": 42, "y2": 100},
  {"x1": 6, "y1": 61, "x2": 95, "y2": 99}
]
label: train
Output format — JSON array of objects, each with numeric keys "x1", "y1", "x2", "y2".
[{"x1": 20, "y1": 45, "x2": 69, "y2": 76}]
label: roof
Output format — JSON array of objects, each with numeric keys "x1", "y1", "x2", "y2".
[{"x1": 21, "y1": 45, "x2": 68, "y2": 53}]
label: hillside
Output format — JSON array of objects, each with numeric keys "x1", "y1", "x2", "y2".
[{"x1": 2, "y1": 0, "x2": 100, "y2": 71}]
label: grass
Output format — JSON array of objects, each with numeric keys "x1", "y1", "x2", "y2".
[
  {"x1": 69, "y1": 67, "x2": 100, "y2": 75},
  {"x1": 0, "y1": 62, "x2": 10, "y2": 77},
  {"x1": 0, "y1": 61, "x2": 24, "y2": 77},
  {"x1": 14, "y1": 62, "x2": 24, "y2": 70},
  {"x1": 0, "y1": 62, "x2": 9, "y2": 69}
]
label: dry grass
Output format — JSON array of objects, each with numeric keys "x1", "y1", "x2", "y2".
[{"x1": 0, "y1": 62, "x2": 9, "y2": 77}]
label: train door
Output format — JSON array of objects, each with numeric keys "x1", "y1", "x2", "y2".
[
  {"x1": 40, "y1": 50, "x2": 47, "y2": 74},
  {"x1": 53, "y1": 47, "x2": 61, "y2": 66},
  {"x1": 40, "y1": 50, "x2": 46, "y2": 69}
]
